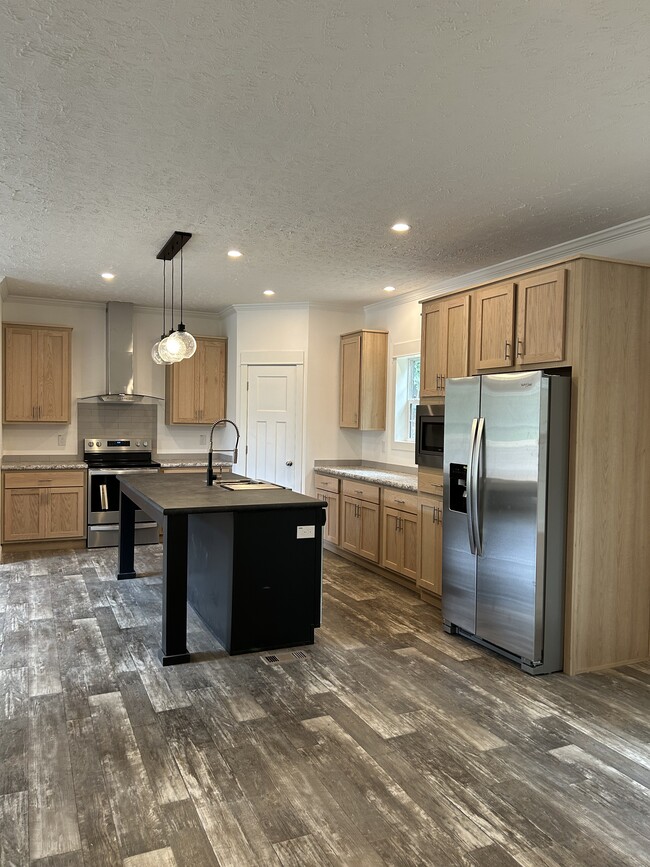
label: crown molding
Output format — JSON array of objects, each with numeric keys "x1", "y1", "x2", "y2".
[{"x1": 364, "y1": 214, "x2": 650, "y2": 312}]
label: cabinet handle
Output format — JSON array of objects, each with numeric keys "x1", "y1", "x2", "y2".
[
  {"x1": 517, "y1": 339, "x2": 524, "y2": 358},
  {"x1": 395, "y1": 498, "x2": 405, "y2": 504},
  {"x1": 436, "y1": 374, "x2": 440, "y2": 390},
  {"x1": 504, "y1": 340, "x2": 511, "y2": 360},
  {"x1": 354, "y1": 489, "x2": 363, "y2": 495}
]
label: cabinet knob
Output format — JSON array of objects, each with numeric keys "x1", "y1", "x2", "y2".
[{"x1": 286, "y1": 460, "x2": 293, "y2": 466}]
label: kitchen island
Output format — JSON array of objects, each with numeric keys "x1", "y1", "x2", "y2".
[{"x1": 117, "y1": 472, "x2": 326, "y2": 665}]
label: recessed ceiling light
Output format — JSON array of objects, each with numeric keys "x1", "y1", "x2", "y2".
[
  {"x1": 227, "y1": 250, "x2": 243, "y2": 258},
  {"x1": 263, "y1": 289, "x2": 275, "y2": 296},
  {"x1": 383, "y1": 286, "x2": 396, "y2": 292},
  {"x1": 391, "y1": 222, "x2": 410, "y2": 232},
  {"x1": 101, "y1": 272, "x2": 115, "y2": 280}
]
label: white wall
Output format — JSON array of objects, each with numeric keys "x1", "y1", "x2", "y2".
[{"x1": 362, "y1": 298, "x2": 421, "y2": 468}]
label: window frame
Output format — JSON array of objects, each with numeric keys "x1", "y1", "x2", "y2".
[{"x1": 391, "y1": 339, "x2": 421, "y2": 452}]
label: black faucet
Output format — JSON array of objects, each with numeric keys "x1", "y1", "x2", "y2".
[{"x1": 206, "y1": 418, "x2": 240, "y2": 486}]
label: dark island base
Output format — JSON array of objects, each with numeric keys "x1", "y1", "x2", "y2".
[{"x1": 187, "y1": 508, "x2": 322, "y2": 655}]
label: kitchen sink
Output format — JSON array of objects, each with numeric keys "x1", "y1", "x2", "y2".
[{"x1": 219, "y1": 480, "x2": 284, "y2": 491}]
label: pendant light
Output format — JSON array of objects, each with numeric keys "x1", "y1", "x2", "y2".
[
  {"x1": 165, "y1": 247, "x2": 196, "y2": 360},
  {"x1": 153, "y1": 231, "x2": 193, "y2": 364},
  {"x1": 152, "y1": 260, "x2": 173, "y2": 365}
]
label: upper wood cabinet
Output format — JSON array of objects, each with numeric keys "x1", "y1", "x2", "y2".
[
  {"x1": 515, "y1": 269, "x2": 566, "y2": 365},
  {"x1": 3, "y1": 324, "x2": 72, "y2": 423},
  {"x1": 165, "y1": 336, "x2": 227, "y2": 425},
  {"x1": 472, "y1": 281, "x2": 516, "y2": 370},
  {"x1": 340, "y1": 330, "x2": 388, "y2": 429},
  {"x1": 420, "y1": 294, "x2": 470, "y2": 397},
  {"x1": 471, "y1": 270, "x2": 567, "y2": 373}
]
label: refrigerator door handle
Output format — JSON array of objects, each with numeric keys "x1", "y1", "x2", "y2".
[
  {"x1": 471, "y1": 416, "x2": 484, "y2": 556},
  {"x1": 467, "y1": 418, "x2": 478, "y2": 554}
]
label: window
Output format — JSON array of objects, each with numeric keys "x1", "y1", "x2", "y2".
[{"x1": 394, "y1": 353, "x2": 420, "y2": 444}]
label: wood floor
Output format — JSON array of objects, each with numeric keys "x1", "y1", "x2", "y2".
[{"x1": 0, "y1": 545, "x2": 649, "y2": 867}]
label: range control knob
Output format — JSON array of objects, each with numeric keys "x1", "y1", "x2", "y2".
[
  {"x1": 96, "y1": 441, "x2": 102, "y2": 447},
  {"x1": 88, "y1": 441, "x2": 94, "y2": 448},
  {"x1": 143, "y1": 440, "x2": 148, "y2": 447},
  {"x1": 136, "y1": 440, "x2": 141, "y2": 447}
]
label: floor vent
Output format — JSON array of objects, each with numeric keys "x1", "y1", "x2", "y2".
[{"x1": 262, "y1": 650, "x2": 309, "y2": 664}]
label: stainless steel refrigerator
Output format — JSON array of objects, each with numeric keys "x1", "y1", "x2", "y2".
[{"x1": 442, "y1": 371, "x2": 570, "y2": 674}]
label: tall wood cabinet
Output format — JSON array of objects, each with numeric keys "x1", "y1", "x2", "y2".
[
  {"x1": 340, "y1": 330, "x2": 388, "y2": 429},
  {"x1": 419, "y1": 255, "x2": 650, "y2": 674},
  {"x1": 3, "y1": 324, "x2": 72, "y2": 423},
  {"x1": 420, "y1": 294, "x2": 470, "y2": 397},
  {"x1": 166, "y1": 336, "x2": 227, "y2": 424}
]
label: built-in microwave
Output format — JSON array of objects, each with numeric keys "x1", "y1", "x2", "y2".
[{"x1": 415, "y1": 404, "x2": 444, "y2": 468}]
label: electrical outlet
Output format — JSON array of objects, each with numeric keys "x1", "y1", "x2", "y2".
[
  {"x1": 57, "y1": 434, "x2": 65, "y2": 446},
  {"x1": 199, "y1": 434, "x2": 207, "y2": 446}
]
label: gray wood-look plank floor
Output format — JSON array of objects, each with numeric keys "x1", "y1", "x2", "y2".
[{"x1": 1, "y1": 545, "x2": 649, "y2": 867}]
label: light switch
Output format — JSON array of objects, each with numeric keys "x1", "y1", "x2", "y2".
[{"x1": 296, "y1": 525, "x2": 315, "y2": 539}]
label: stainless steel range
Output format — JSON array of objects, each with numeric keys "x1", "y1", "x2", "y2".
[{"x1": 84, "y1": 437, "x2": 161, "y2": 548}]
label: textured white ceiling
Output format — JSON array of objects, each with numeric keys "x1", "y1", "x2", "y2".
[{"x1": 1, "y1": 0, "x2": 650, "y2": 312}]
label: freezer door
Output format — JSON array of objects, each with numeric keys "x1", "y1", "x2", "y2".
[
  {"x1": 442, "y1": 376, "x2": 480, "y2": 633},
  {"x1": 476, "y1": 371, "x2": 547, "y2": 661}
]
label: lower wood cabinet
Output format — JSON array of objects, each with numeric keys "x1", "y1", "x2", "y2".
[
  {"x1": 381, "y1": 489, "x2": 418, "y2": 582},
  {"x1": 417, "y1": 493, "x2": 443, "y2": 597},
  {"x1": 314, "y1": 473, "x2": 340, "y2": 546},
  {"x1": 340, "y1": 479, "x2": 380, "y2": 562},
  {"x1": 3, "y1": 470, "x2": 86, "y2": 543}
]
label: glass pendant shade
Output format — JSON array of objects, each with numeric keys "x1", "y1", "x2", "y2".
[
  {"x1": 151, "y1": 338, "x2": 172, "y2": 365},
  {"x1": 173, "y1": 327, "x2": 197, "y2": 359},
  {"x1": 160, "y1": 331, "x2": 187, "y2": 362}
]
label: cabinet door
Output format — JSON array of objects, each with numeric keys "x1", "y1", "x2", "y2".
[
  {"x1": 3, "y1": 488, "x2": 42, "y2": 541},
  {"x1": 44, "y1": 488, "x2": 85, "y2": 539},
  {"x1": 358, "y1": 501, "x2": 379, "y2": 562},
  {"x1": 420, "y1": 301, "x2": 445, "y2": 398},
  {"x1": 443, "y1": 294, "x2": 470, "y2": 383},
  {"x1": 401, "y1": 512, "x2": 418, "y2": 581},
  {"x1": 516, "y1": 269, "x2": 566, "y2": 365},
  {"x1": 418, "y1": 496, "x2": 443, "y2": 596},
  {"x1": 472, "y1": 282, "x2": 516, "y2": 371},
  {"x1": 166, "y1": 352, "x2": 199, "y2": 423},
  {"x1": 340, "y1": 333, "x2": 361, "y2": 427},
  {"x1": 341, "y1": 495, "x2": 361, "y2": 553},
  {"x1": 319, "y1": 490, "x2": 339, "y2": 546},
  {"x1": 3, "y1": 325, "x2": 38, "y2": 422},
  {"x1": 198, "y1": 337, "x2": 227, "y2": 423},
  {"x1": 37, "y1": 328, "x2": 71, "y2": 422},
  {"x1": 381, "y1": 507, "x2": 401, "y2": 572}
]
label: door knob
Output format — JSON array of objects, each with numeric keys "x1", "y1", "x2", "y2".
[{"x1": 286, "y1": 460, "x2": 293, "y2": 466}]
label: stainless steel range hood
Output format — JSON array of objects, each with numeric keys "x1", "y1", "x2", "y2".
[{"x1": 78, "y1": 301, "x2": 163, "y2": 403}]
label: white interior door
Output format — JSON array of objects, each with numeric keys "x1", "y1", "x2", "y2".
[{"x1": 246, "y1": 365, "x2": 299, "y2": 489}]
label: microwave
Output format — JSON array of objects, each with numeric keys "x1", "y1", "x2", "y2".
[{"x1": 415, "y1": 404, "x2": 444, "y2": 468}]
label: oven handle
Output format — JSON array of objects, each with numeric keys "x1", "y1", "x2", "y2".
[{"x1": 88, "y1": 468, "x2": 160, "y2": 476}]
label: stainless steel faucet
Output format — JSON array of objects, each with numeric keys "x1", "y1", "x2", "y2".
[{"x1": 206, "y1": 418, "x2": 240, "y2": 486}]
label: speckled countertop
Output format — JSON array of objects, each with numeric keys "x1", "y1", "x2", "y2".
[
  {"x1": 1, "y1": 458, "x2": 88, "y2": 470},
  {"x1": 315, "y1": 465, "x2": 417, "y2": 492},
  {"x1": 1, "y1": 454, "x2": 232, "y2": 471}
]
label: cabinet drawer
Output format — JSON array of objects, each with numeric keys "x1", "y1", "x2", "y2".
[
  {"x1": 383, "y1": 488, "x2": 418, "y2": 514},
  {"x1": 418, "y1": 468, "x2": 444, "y2": 496},
  {"x1": 4, "y1": 470, "x2": 85, "y2": 489},
  {"x1": 341, "y1": 479, "x2": 380, "y2": 503},
  {"x1": 314, "y1": 473, "x2": 340, "y2": 493}
]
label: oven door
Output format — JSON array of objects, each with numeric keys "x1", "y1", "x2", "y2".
[
  {"x1": 87, "y1": 468, "x2": 158, "y2": 525},
  {"x1": 415, "y1": 405, "x2": 444, "y2": 468}
]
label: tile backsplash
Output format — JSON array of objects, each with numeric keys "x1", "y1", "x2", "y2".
[{"x1": 77, "y1": 403, "x2": 157, "y2": 454}]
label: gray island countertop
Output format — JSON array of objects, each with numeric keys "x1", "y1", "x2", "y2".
[{"x1": 120, "y1": 471, "x2": 325, "y2": 517}]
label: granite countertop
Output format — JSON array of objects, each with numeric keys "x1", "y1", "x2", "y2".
[
  {"x1": 315, "y1": 465, "x2": 417, "y2": 492},
  {"x1": 1, "y1": 458, "x2": 89, "y2": 471}
]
